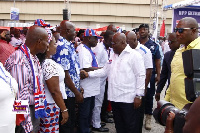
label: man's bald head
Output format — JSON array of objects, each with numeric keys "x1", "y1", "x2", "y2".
[
  {"x1": 125, "y1": 31, "x2": 138, "y2": 49},
  {"x1": 112, "y1": 33, "x2": 127, "y2": 55},
  {"x1": 26, "y1": 26, "x2": 48, "y2": 45},
  {"x1": 60, "y1": 20, "x2": 76, "y2": 41},
  {"x1": 167, "y1": 32, "x2": 180, "y2": 51},
  {"x1": 176, "y1": 17, "x2": 199, "y2": 47},
  {"x1": 25, "y1": 25, "x2": 49, "y2": 55},
  {"x1": 180, "y1": 17, "x2": 198, "y2": 29},
  {"x1": 107, "y1": 24, "x2": 117, "y2": 33}
]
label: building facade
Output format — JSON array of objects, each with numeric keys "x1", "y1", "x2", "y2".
[{"x1": 0, "y1": 0, "x2": 183, "y2": 33}]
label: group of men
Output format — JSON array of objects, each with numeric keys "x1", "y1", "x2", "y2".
[{"x1": 0, "y1": 16, "x2": 200, "y2": 133}]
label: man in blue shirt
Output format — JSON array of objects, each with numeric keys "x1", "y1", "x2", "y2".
[
  {"x1": 139, "y1": 24, "x2": 161, "y2": 130},
  {"x1": 52, "y1": 20, "x2": 83, "y2": 133}
]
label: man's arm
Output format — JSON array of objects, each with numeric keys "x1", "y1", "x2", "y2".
[
  {"x1": 132, "y1": 53, "x2": 146, "y2": 109},
  {"x1": 83, "y1": 67, "x2": 102, "y2": 72},
  {"x1": 145, "y1": 68, "x2": 152, "y2": 91},
  {"x1": 156, "y1": 56, "x2": 169, "y2": 101},
  {"x1": 155, "y1": 59, "x2": 161, "y2": 83},
  {"x1": 65, "y1": 70, "x2": 83, "y2": 103}
]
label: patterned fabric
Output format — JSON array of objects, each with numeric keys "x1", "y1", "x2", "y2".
[
  {"x1": 10, "y1": 36, "x2": 23, "y2": 48},
  {"x1": 52, "y1": 37, "x2": 80, "y2": 97},
  {"x1": 39, "y1": 103, "x2": 60, "y2": 133},
  {"x1": 4, "y1": 46, "x2": 46, "y2": 133},
  {"x1": 34, "y1": 19, "x2": 50, "y2": 27},
  {"x1": 19, "y1": 44, "x2": 47, "y2": 119},
  {"x1": 42, "y1": 59, "x2": 67, "y2": 103},
  {"x1": 42, "y1": 59, "x2": 59, "y2": 81}
]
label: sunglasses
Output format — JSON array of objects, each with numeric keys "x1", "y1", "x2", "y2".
[
  {"x1": 168, "y1": 40, "x2": 176, "y2": 44},
  {"x1": 174, "y1": 27, "x2": 196, "y2": 33}
]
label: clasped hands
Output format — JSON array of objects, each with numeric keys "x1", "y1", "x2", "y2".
[{"x1": 80, "y1": 70, "x2": 89, "y2": 79}]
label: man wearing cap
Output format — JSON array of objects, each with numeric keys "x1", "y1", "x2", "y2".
[
  {"x1": 126, "y1": 31, "x2": 153, "y2": 133},
  {"x1": 80, "y1": 33, "x2": 146, "y2": 133},
  {"x1": 139, "y1": 23, "x2": 161, "y2": 130},
  {"x1": 76, "y1": 29, "x2": 101, "y2": 133},
  {"x1": 91, "y1": 30, "x2": 115, "y2": 132},
  {"x1": 52, "y1": 20, "x2": 83, "y2": 133}
]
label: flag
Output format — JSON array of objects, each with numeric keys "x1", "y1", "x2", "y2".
[{"x1": 160, "y1": 20, "x2": 165, "y2": 37}]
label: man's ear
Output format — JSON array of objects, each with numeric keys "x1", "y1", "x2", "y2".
[{"x1": 37, "y1": 38, "x2": 41, "y2": 44}]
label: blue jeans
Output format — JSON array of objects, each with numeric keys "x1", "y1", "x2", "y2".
[
  {"x1": 145, "y1": 74, "x2": 156, "y2": 115},
  {"x1": 78, "y1": 96, "x2": 95, "y2": 133}
]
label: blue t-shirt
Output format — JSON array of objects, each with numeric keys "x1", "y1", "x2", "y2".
[{"x1": 52, "y1": 37, "x2": 80, "y2": 97}]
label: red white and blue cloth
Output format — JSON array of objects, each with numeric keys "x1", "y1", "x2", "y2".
[
  {"x1": 34, "y1": 19, "x2": 50, "y2": 27},
  {"x1": 84, "y1": 29, "x2": 102, "y2": 39},
  {"x1": 39, "y1": 103, "x2": 60, "y2": 133}
]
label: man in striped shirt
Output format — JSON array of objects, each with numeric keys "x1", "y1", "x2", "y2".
[{"x1": 5, "y1": 26, "x2": 49, "y2": 133}]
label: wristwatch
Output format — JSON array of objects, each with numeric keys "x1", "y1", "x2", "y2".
[
  {"x1": 135, "y1": 95, "x2": 142, "y2": 99},
  {"x1": 61, "y1": 109, "x2": 68, "y2": 113}
]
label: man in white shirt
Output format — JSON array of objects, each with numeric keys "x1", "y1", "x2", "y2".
[
  {"x1": 91, "y1": 30, "x2": 115, "y2": 132},
  {"x1": 77, "y1": 29, "x2": 101, "y2": 133},
  {"x1": 126, "y1": 31, "x2": 153, "y2": 133},
  {"x1": 81, "y1": 33, "x2": 146, "y2": 133}
]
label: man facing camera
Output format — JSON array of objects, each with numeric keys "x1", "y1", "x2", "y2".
[{"x1": 81, "y1": 33, "x2": 146, "y2": 133}]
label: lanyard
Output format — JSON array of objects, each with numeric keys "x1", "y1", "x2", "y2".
[
  {"x1": 19, "y1": 44, "x2": 41, "y2": 92},
  {"x1": 83, "y1": 44, "x2": 98, "y2": 67}
]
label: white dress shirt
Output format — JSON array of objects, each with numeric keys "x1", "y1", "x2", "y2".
[
  {"x1": 92, "y1": 42, "x2": 108, "y2": 67},
  {"x1": 89, "y1": 45, "x2": 145, "y2": 103}
]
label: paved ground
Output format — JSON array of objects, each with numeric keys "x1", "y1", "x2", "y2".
[{"x1": 93, "y1": 86, "x2": 167, "y2": 133}]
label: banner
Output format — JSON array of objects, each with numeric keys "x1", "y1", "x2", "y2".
[
  {"x1": 10, "y1": 7, "x2": 19, "y2": 20},
  {"x1": 172, "y1": 7, "x2": 200, "y2": 33}
]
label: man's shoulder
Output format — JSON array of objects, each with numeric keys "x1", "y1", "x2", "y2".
[
  {"x1": 5, "y1": 50, "x2": 29, "y2": 69},
  {"x1": 138, "y1": 43, "x2": 151, "y2": 54},
  {"x1": 145, "y1": 39, "x2": 158, "y2": 47}
]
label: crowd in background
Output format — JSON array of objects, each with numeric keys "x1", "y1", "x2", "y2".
[{"x1": 0, "y1": 16, "x2": 200, "y2": 133}]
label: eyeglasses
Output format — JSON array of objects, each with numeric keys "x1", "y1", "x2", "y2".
[{"x1": 174, "y1": 27, "x2": 196, "y2": 33}]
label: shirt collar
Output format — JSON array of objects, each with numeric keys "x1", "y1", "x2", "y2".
[
  {"x1": 122, "y1": 45, "x2": 132, "y2": 54},
  {"x1": 186, "y1": 37, "x2": 200, "y2": 50}
]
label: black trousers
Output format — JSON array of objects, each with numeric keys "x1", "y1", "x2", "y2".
[
  {"x1": 59, "y1": 97, "x2": 76, "y2": 133},
  {"x1": 111, "y1": 101, "x2": 138, "y2": 133}
]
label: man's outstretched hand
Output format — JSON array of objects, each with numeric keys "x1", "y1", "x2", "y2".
[{"x1": 80, "y1": 70, "x2": 89, "y2": 79}]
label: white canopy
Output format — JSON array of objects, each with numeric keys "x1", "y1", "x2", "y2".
[{"x1": 163, "y1": 0, "x2": 200, "y2": 11}]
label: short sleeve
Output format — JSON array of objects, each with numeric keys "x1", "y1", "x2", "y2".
[
  {"x1": 77, "y1": 45, "x2": 93, "y2": 69},
  {"x1": 42, "y1": 60, "x2": 59, "y2": 80},
  {"x1": 144, "y1": 49, "x2": 153, "y2": 69}
]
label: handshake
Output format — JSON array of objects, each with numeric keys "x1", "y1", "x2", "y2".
[{"x1": 80, "y1": 70, "x2": 89, "y2": 79}]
